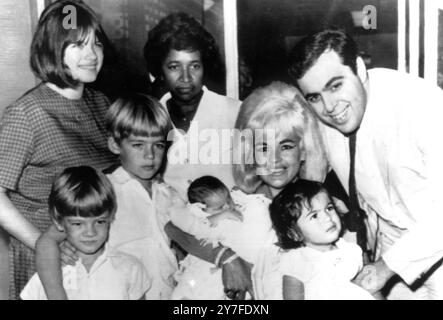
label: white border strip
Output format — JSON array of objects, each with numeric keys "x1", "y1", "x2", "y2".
[
  {"x1": 398, "y1": 0, "x2": 406, "y2": 72},
  {"x1": 409, "y1": 0, "x2": 420, "y2": 76},
  {"x1": 423, "y1": 0, "x2": 443, "y2": 84},
  {"x1": 223, "y1": 0, "x2": 239, "y2": 99},
  {"x1": 36, "y1": 0, "x2": 45, "y2": 19},
  {"x1": 424, "y1": 1, "x2": 438, "y2": 83}
]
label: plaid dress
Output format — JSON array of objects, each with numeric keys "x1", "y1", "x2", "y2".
[{"x1": 0, "y1": 83, "x2": 118, "y2": 299}]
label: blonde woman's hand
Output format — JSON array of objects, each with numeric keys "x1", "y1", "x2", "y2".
[
  {"x1": 222, "y1": 255, "x2": 254, "y2": 300},
  {"x1": 353, "y1": 258, "x2": 395, "y2": 294}
]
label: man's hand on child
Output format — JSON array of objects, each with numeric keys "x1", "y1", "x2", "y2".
[{"x1": 353, "y1": 258, "x2": 394, "y2": 294}]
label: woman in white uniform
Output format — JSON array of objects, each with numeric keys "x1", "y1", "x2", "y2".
[{"x1": 144, "y1": 12, "x2": 241, "y2": 199}]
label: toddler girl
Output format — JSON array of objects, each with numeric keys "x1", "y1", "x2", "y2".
[{"x1": 270, "y1": 179, "x2": 375, "y2": 300}]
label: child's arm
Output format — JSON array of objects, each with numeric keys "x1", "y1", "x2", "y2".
[
  {"x1": 165, "y1": 221, "x2": 227, "y2": 262},
  {"x1": 35, "y1": 224, "x2": 76, "y2": 300},
  {"x1": 169, "y1": 202, "x2": 214, "y2": 240},
  {"x1": 166, "y1": 185, "x2": 213, "y2": 237},
  {"x1": 282, "y1": 275, "x2": 305, "y2": 300}
]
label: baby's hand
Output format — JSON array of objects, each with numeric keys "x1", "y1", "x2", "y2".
[{"x1": 208, "y1": 209, "x2": 243, "y2": 227}]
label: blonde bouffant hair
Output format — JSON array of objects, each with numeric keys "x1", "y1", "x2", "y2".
[{"x1": 232, "y1": 81, "x2": 328, "y2": 194}]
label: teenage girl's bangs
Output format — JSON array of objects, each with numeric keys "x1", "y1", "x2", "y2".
[{"x1": 63, "y1": 12, "x2": 104, "y2": 46}]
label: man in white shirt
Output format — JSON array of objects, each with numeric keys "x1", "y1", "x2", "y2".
[{"x1": 287, "y1": 28, "x2": 443, "y2": 299}]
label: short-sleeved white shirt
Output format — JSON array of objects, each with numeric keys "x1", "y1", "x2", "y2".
[
  {"x1": 20, "y1": 246, "x2": 150, "y2": 300},
  {"x1": 279, "y1": 238, "x2": 373, "y2": 300},
  {"x1": 107, "y1": 166, "x2": 178, "y2": 300}
]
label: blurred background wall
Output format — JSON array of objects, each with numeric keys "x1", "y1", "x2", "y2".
[{"x1": 2, "y1": 0, "x2": 442, "y2": 114}]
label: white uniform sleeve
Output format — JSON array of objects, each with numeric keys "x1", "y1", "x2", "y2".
[
  {"x1": 169, "y1": 203, "x2": 216, "y2": 243},
  {"x1": 382, "y1": 84, "x2": 443, "y2": 284}
]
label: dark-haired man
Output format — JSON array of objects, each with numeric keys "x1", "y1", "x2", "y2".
[{"x1": 288, "y1": 28, "x2": 443, "y2": 299}]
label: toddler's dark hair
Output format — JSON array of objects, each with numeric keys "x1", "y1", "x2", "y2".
[{"x1": 270, "y1": 179, "x2": 329, "y2": 250}]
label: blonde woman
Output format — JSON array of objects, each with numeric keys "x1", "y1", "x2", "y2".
[{"x1": 166, "y1": 82, "x2": 329, "y2": 299}]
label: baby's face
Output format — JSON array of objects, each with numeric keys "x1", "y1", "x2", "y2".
[{"x1": 203, "y1": 193, "x2": 235, "y2": 215}]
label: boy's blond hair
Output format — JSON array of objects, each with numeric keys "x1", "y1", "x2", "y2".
[{"x1": 105, "y1": 93, "x2": 173, "y2": 143}]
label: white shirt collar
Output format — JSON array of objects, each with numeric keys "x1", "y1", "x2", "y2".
[{"x1": 110, "y1": 166, "x2": 163, "y2": 186}]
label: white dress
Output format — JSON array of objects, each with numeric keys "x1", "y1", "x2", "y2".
[
  {"x1": 278, "y1": 238, "x2": 374, "y2": 300},
  {"x1": 170, "y1": 189, "x2": 273, "y2": 300}
]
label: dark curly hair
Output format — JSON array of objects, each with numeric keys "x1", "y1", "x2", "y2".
[
  {"x1": 143, "y1": 12, "x2": 224, "y2": 84},
  {"x1": 270, "y1": 179, "x2": 330, "y2": 250},
  {"x1": 288, "y1": 27, "x2": 358, "y2": 81}
]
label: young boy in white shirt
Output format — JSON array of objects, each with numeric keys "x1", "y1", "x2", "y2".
[
  {"x1": 35, "y1": 94, "x2": 181, "y2": 299},
  {"x1": 21, "y1": 166, "x2": 150, "y2": 300}
]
